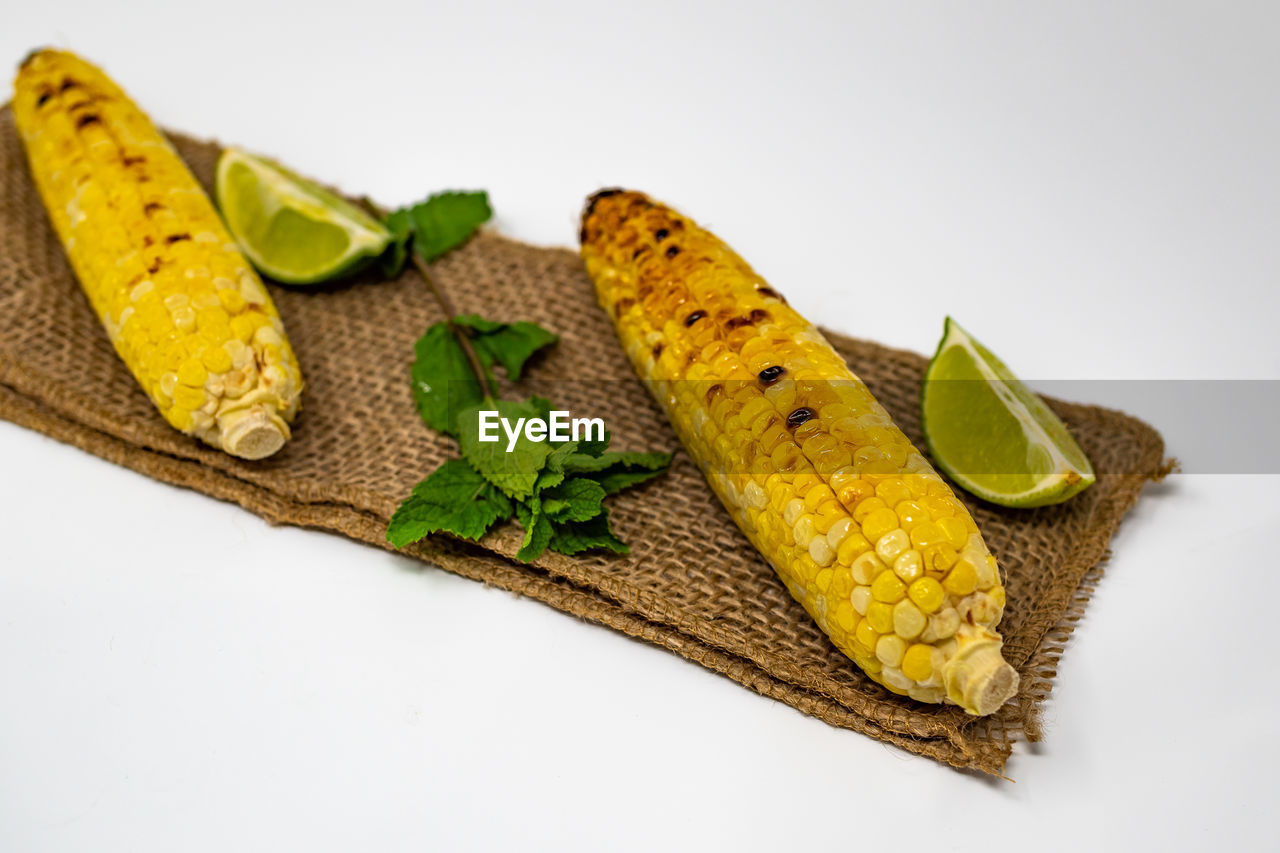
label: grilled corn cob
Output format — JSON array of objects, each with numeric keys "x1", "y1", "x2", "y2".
[
  {"x1": 12, "y1": 49, "x2": 301, "y2": 459},
  {"x1": 580, "y1": 190, "x2": 1018, "y2": 715}
]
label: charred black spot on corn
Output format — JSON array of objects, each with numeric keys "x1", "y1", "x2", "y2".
[
  {"x1": 35, "y1": 90, "x2": 52, "y2": 107},
  {"x1": 584, "y1": 187, "x2": 624, "y2": 217},
  {"x1": 165, "y1": 233, "x2": 191, "y2": 244},
  {"x1": 756, "y1": 285, "x2": 785, "y2": 302},
  {"x1": 758, "y1": 365, "x2": 785, "y2": 385},
  {"x1": 75, "y1": 113, "x2": 100, "y2": 129},
  {"x1": 665, "y1": 245, "x2": 680, "y2": 259},
  {"x1": 655, "y1": 228, "x2": 669, "y2": 241},
  {"x1": 684, "y1": 310, "x2": 706, "y2": 326},
  {"x1": 786, "y1": 407, "x2": 815, "y2": 429}
]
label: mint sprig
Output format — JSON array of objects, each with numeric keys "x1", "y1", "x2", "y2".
[
  {"x1": 378, "y1": 191, "x2": 669, "y2": 560},
  {"x1": 388, "y1": 317, "x2": 672, "y2": 562},
  {"x1": 381, "y1": 191, "x2": 492, "y2": 277}
]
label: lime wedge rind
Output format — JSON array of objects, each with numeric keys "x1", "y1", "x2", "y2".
[
  {"x1": 215, "y1": 148, "x2": 391, "y2": 285},
  {"x1": 921, "y1": 318, "x2": 1095, "y2": 509}
]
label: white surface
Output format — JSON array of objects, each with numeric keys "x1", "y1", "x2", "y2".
[{"x1": 2, "y1": 2, "x2": 1278, "y2": 850}]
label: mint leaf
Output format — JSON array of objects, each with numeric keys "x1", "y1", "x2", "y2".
[
  {"x1": 411, "y1": 323, "x2": 491, "y2": 435},
  {"x1": 515, "y1": 497, "x2": 553, "y2": 562},
  {"x1": 562, "y1": 450, "x2": 673, "y2": 494},
  {"x1": 379, "y1": 208, "x2": 414, "y2": 278},
  {"x1": 454, "y1": 315, "x2": 558, "y2": 381},
  {"x1": 578, "y1": 428, "x2": 611, "y2": 457},
  {"x1": 387, "y1": 459, "x2": 513, "y2": 548},
  {"x1": 457, "y1": 398, "x2": 553, "y2": 500},
  {"x1": 390, "y1": 191, "x2": 492, "y2": 263},
  {"x1": 595, "y1": 466, "x2": 669, "y2": 495},
  {"x1": 541, "y1": 478, "x2": 606, "y2": 523},
  {"x1": 548, "y1": 509, "x2": 630, "y2": 556},
  {"x1": 532, "y1": 439, "x2": 579, "y2": 496}
]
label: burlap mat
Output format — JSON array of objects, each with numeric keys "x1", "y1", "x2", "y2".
[{"x1": 0, "y1": 104, "x2": 1168, "y2": 775}]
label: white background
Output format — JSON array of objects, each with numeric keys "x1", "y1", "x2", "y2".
[{"x1": 3, "y1": 1, "x2": 1278, "y2": 850}]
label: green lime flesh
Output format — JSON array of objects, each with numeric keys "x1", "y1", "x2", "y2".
[
  {"x1": 921, "y1": 317, "x2": 1095, "y2": 508},
  {"x1": 215, "y1": 148, "x2": 390, "y2": 285}
]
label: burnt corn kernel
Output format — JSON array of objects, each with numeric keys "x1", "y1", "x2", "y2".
[
  {"x1": 758, "y1": 365, "x2": 785, "y2": 384},
  {"x1": 584, "y1": 187, "x2": 624, "y2": 217},
  {"x1": 655, "y1": 228, "x2": 669, "y2": 241},
  {"x1": 665, "y1": 245, "x2": 680, "y2": 259},
  {"x1": 786, "y1": 407, "x2": 815, "y2": 429},
  {"x1": 684, "y1": 310, "x2": 707, "y2": 326}
]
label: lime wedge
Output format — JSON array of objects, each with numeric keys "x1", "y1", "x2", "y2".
[
  {"x1": 921, "y1": 318, "x2": 1095, "y2": 508},
  {"x1": 215, "y1": 147, "x2": 391, "y2": 284}
]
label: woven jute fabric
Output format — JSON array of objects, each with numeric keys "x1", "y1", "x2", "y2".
[{"x1": 0, "y1": 105, "x2": 1168, "y2": 775}]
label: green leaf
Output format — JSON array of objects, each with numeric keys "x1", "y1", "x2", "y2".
[
  {"x1": 515, "y1": 497, "x2": 554, "y2": 562},
  {"x1": 379, "y1": 208, "x2": 414, "y2": 278},
  {"x1": 541, "y1": 478, "x2": 606, "y2": 522},
  {"x1": 387, "y1": 459, "x2": 513, "y2": 548},
  {"x1": 393, "y1": 191, "x2": 493, "y2": 263},
  {"x1": 454, "y1": 315, "x2": 558, "y2": 381},
  {"x1": 578, "y1": 427, "x2": 611, "y2": 457},
  {"x1": 562, "y1": 450, "x2": 673, "y2": 494},
  {"x1": 411, "y1": 323, "x2": 490, "y2": 435},
  {"x1": 595, "y1": 466, "x2": 669, "y2": 495},
  {"x1": 548, "y1": 509, "x2": 630, "y2": 556},
  {"x1": 457, "y1": 397, "x2": 554, "y2": 500}
]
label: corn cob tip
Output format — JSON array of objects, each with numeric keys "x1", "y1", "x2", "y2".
[
  {"x1": 218, "y1": 406, "x2": 289, "y2": 460},
  {"x1": 942, "y1": 629, "x2": 1020, "y2": 715},
  {"x1": 583, "y1": 187, "x2": 626, "y2": 221},
  {"x1": 18, "y1": 47, "x2": 52, "y2": 71}
]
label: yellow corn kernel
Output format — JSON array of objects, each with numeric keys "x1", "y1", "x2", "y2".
[
  {"x1": 944, "y1": 560, "x2": 979, "y2": 596},
  {"x1": 875, "y1": 528, "x2": 910, "y2": 563},
  {"x1": 866, "y1": 601, "x2": 894, "y2": 634},
  {"x1": 862, "y1": 507, "x2": 899, "y2": 542},
  {"x1": 893, "y1": 549, "x2": 923, "y2": 584},
  {"x1": 909, "y1": 577, "x2": 945, "y2": 613},
  {"x1": 172, "y1": 384, "x2": 206, "y2": 410},
  {"x1": 902, "y1": 644, "x2": 935, "y2": 682},
  {"x1": 875, "y1": 634, "x2": 906, "y2": 668},
  {"x1": 836, "y1": 531, "x2": 871, "y2": 566},
  {"x1": 201, "y1": 345, "x2": 233, "y2": 374},
  {"x1": 854, "y1": 619, "x2": 878, "y2": 655},
  {"x1": 850, "y1": 551, "x2": 884, "y2": 586},
  {"x1": 177, "y1": 358, "x2": 208, "y2": 387},
  {"x1": 893, "y1": 600, "x2": 926, "y2": 640},
  {"x1": 871, "y1": 569, "x2": 906, "y2": 603}
]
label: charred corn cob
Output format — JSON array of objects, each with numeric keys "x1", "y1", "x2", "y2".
[
  {"x1": 12, "y1": 49, "x2": 301, "y2": 459},
  {"x1": 580, "y1": 190, "x2": 1018, "y2": 715}
]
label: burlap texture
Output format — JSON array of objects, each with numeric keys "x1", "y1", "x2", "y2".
[{"x1": 0, "y1": 105, "x2": 1167, "y2": 775}]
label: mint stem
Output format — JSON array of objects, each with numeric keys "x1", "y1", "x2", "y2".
[{"x1": 360, "y1": 196, "x2": 497, "y2": 400}]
